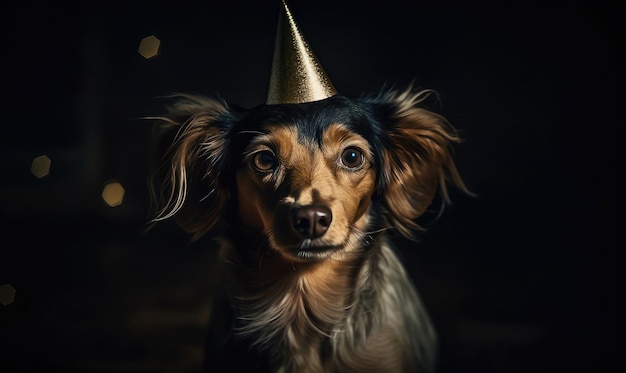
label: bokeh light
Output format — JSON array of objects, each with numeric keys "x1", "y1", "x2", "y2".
[
  {"x1": 0, "y1": 284, "x2": 16, "y2": 306},
  {"x1": 31, "y1": 155, "x2": 51, "y2": 179},
  {"x1": 102, "y1": 181, "x2": 125, "y2": 207},
  {"x1": 138, "y1": 35, "x2": 161, "y2": 59}
]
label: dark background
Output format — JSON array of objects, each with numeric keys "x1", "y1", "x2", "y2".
[{"x1": 0, "y1": 0, "x2": 622, "y2": 372}]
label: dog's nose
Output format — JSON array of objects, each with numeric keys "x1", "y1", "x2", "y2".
[{"x1": 290, "y1": 205, "x2": 332, "y2": 239}]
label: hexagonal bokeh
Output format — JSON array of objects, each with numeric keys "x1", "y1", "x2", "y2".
[
  {"x1": 31, "y1": 155, "x2": 51, "y2": 179},
  {"x1": 138, "y1": 35, "x2": 161, "y2": 59},
  {"x1": 0, "y1": 284, "x2": 16, "y2": 306},
  {"x1": 102, "y1": 182, "x2": 125, "y2": 207}
]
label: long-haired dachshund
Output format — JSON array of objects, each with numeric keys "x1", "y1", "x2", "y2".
[{"x1": 148, "y1": 85, "x2": 469, "y2": 372}]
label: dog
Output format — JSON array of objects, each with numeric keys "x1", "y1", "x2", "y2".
[{"x1": 148, "y1": 85, "x2": 469, "y2": 372}]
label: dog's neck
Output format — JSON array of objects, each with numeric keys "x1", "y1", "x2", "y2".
[{"x1": 220, "y1": 230, "x2": 371, "y2": 370}]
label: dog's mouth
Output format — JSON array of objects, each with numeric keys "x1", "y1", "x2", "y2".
[{"x1": 283, "y1": 240, "x2": 343, "y2": 261}]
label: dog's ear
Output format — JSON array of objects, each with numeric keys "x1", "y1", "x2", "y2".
[
  {"x1": 149, "y1": 94, "x2": 238, "y2": 240},
  {"x1": 362, "y1": 87, "x2": 470, "y2": 239}
]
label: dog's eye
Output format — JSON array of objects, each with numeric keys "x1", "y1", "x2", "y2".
[
  {"x1": 340, "y1": 147, "x2": 365, "y2": 169},
  {"x1": 252, "y1": 151, "x2": 277, "y2": 172}
]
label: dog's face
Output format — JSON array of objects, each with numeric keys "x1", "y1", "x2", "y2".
[
  {"x1": 153, "y1": 89, "x2": 468, "y2": 259},
  {"x1": 236, "y1": 118, "x2": 377, "y2": 261}
]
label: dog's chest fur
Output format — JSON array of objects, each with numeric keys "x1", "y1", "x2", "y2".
[{"x1": 219, "y1": 236, "x2": 431, "y2": 373}]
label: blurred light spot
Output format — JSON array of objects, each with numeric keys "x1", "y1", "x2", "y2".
[
  {"x1": 0, "y1": 284, "x2": 16, "y2": 306},
  {"x1": 31, "y1": 155, "x2": 51, "y2": 179},
  {"x1": 138, "y1": 35, "x2": 161, "y2": 59},
  {"x1": 102, "y1": 181, "x2": 125, "y2": 207}
]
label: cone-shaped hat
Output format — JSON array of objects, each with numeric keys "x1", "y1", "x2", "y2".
[{"x1": 266, "y1": 0, "x2": 337, "y2": 105}]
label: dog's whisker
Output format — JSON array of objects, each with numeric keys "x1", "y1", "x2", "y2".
[
  {"x1": 362, "y1": 226, "x2": 393, "y2": 235},
  {"x1": 346, "y1": 225, "x2": 378, "y2": 248},
  {"x1": 198, "y1": 189, "x2": 215, "y2": 202}
]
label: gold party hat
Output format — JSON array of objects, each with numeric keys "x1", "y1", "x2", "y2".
[{"x1": 266, "y1": 0, "x2": 337, "y2": 105}]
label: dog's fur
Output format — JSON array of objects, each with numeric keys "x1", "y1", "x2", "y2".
[{"x1": 149, "y1": 86, "x2": 469, "y2": 372}]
